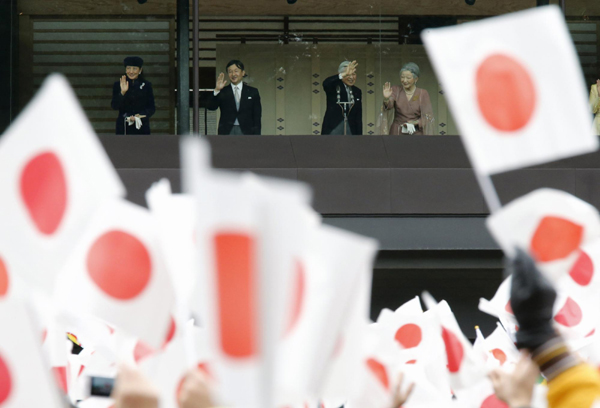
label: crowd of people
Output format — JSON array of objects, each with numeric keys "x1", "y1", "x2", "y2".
[
  {"x1": 109, "y1": 56, "x2": 437, "y2": 136},
  {"x1": 62, "y1": 248, "x2": 600, "y2": 408}
]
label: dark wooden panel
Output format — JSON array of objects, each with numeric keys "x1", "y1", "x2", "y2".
[
  {"x1": 207, "y1": 135, "x2": 297, "y2": 169},
  {"x1": 492, "y1": 169, "x2": 578, "y2": 205},
  {"x1": 229, "y1": 168, "x2": 298, "y2": 181},
  {"x1": 117, "y1": 168, "x2": 181, "y2": 207},
  {"x1": 390, "y1": 168, "x2": 486, "y2": 214},
  {"x1": 383, "y1": 135, "x2": 471, "y2": 168},
  {"x1": 99, "y1": 134, "x2": 180, "y2": 168},
  {"x1": 297, "y1": 168, "x2": 391, "y2": 214},
  {"x1": 290, "y1": 135, "x2": 389, "y2": 168},
  {"x1": 575, "y1": 169, "x2": 600, "y2": 211},
  {"x1": 323, "y1": 217, "x2": 499, "y2": 250},
  {"x1": 567, "y1": 0, "x2": 600, "y2": 17},
  {"x1": 18, "y1": 0, "x2": 536, "y2": 16}
]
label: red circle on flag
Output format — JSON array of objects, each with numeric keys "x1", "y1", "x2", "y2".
[
  {"x1": 554, "y1": 297, "x2": 583, "y2": 327},
  {"x1": 20, "y1": 151, "x2": 68, "y2": 235},
  {"x1": 162, "y1": 316, "x2": 176, "y2": 348},
  {"x1": 442, "y1": 327, "x2": 464, "y2": 373},
  {"x1": 87, "y1": 230, "x2": 152, "y2": 300},
  {"x1": 481, "y1": 394, "x2": 509, "y2": 408},
  {"x1": 530, "y1": 216, "x2": 584, "y2": 262},
  {"x1": 395, "y1": 323, "x2": 422, "y2": 349},
  {"x1": 0, "y1": 257, "x2": 9, "y2": 297},
  {"x1": 366, "y1": 358, "x2": 389, "y2": 390},
  {"x1": 476, "y1": 54, "x2": 537, "y2": 132},
  {"x1": 490, "y1": 348, "x2": 507, "y2": 365},
  {"x1": 569, "y1": 251, "x2": 594, "y2": 286},
  {"x1": 0, "y1": 353, "x2": 12, "y2": 404}
]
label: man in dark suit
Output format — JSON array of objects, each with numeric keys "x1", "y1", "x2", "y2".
[
  {"x1": 207, "y1": 60, "x2": 262, "y2": 135},
  {"x1": 321, "y1": 60, "x2": 363, "y2": 135}
]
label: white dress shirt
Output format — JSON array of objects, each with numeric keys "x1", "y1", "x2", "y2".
[{"x1": 214, "y1": 82, "x2": 244, "y2": 125}]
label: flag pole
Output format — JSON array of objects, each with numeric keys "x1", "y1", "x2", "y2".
[{"x1": 474, "y1": 170, "x2": 502, "y2": 214}]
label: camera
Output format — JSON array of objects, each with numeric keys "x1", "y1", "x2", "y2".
[
  {"x1": 81, "y1": 376, "x2": 115, "y2": 398},
  {"x1": 465, "y1": 0, "x2": 476, "y2": 5}
]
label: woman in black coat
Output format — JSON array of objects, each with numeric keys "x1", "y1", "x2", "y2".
[{"x1": 111, "y1": 56, "x2": 155, "y2": 135}]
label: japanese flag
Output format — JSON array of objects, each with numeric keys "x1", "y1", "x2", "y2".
[
  {"x1": 0, "y1": 74, "x2": 125, "y2": 293},
  {"x1": 487, "y1": 189, "x2": 600, "y2": 282},
  {"x1": 480, "y1": 324, "x2": 520, "y2": 371},
  {"x1": 0, "y1": 298, "x2": 65, "y2": 408},
  {"x1": 552, "y1": 272, "x2": 600, "y2": 341},
  {"x1": 377, "y1": 301, "x2": 436, "y2": 366},
  {"x1": 186, "y1": 169, "x2": 265, "y2": 408},
  {"x1": 276, "y1": 224, "x2": 377, "y2": 405},
  {"x1": 242, "y1": 174, "x2": 312, "y2": 408},
  {"x1": 53, "y1": 198, "x2": 175, "y2": 349},
  {"x1": 430, "y1": 301, "x2": 485, "y2": 390},
  {"x1": 422, "y1": 6, "x2": 597, "y2": 175}
]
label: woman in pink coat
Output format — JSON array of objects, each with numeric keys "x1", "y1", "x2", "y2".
[{"x1": 382, "y1": 62, "x2": 435, "y2": 135}]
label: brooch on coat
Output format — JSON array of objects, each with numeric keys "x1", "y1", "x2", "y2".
[{"x1": 140, "y1": 83, "x2": 145, "y2": 90}]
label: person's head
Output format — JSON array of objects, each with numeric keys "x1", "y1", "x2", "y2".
[
  {"x1": 123, "y1": 56, "x2": 144, "y2": 80},
  {"x1": 400, "y1": 62, "x2": 420, "y2": 90},
  {"x1": 226, "y1": 60, "x2": 246, "y2": 85},
  {"x1": 338, "y1": 60, "x2": 356, "y2": 87}
]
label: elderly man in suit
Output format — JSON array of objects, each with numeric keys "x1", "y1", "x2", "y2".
[
  {"x1": 207, "y1": 60, "x2": 262, "y2": 135},
  {"x1": 321, "y1": 60, "x2": 363, "y2": 135}
]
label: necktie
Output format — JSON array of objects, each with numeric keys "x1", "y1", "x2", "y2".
[{"x1": 234, "y1": 86, "x2": 240, "y2": 111}]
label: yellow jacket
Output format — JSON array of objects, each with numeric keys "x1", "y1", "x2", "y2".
[{"x1": 547, "y1": 364, "x2": 600, "y2": 408}]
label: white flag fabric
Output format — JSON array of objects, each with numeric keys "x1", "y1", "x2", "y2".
[
  {"x1": 486, "y1": 189, "x2": 600, "y2": 282},
  {"x1": 422, "y1": 6, "x2": 598, "y2": 175},
  {"x1": 0, "y1": 298, "x2": 65, "y2": 407},
  {"x1": 320, "y1": 261, "x2": 376, "y2": 404},
  {"x1": 146, "y1": 179, "x2": 198, "y2": 304},
  {"x1": 454, "y1": 379, "x2": 509, "y2": 408},
  {"x1": 140, "y1": 335, "x2": 190, "y2": 408},
  {"x1": 53, "y1": 198, "x2": 175, "y2": 349},
  {"x1": 0, "y1": 74, "x2": 125, "y2": 293}
]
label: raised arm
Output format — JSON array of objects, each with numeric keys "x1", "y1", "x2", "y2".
[{"x1": 383, "y1": 82, "x2": 396, "y2": 110}]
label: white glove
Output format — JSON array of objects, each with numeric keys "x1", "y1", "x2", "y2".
[
  {"x1": 135, "y1": 116, "x2": 143, "y2": 130},
  {"x1": 405, "y1": 123, "x2": 416, "y2": 135}
]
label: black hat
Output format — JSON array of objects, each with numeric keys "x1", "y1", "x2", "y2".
[{"x1": 123, "y1": 56, "x2": 144, "y2": 68}]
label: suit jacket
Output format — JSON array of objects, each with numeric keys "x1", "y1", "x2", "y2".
[
  {"x1": 207, "y1": 83, "x2": 262, "y2": 135},
  {"x1": 321, "y1": 75, "x2": 363, "y2": 135}
]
